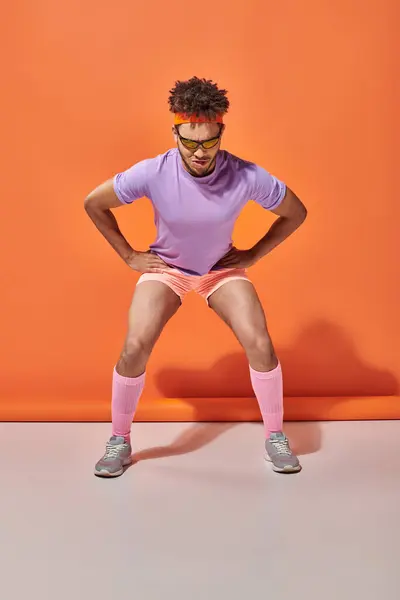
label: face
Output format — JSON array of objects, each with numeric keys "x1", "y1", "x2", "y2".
[{"x1": 173, "y1": 122, "x2": 225, "y2": 178}]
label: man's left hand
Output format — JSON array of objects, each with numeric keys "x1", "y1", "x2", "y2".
[{"x1": 214, "y1": 247, "x2": 258, "y2": 269}]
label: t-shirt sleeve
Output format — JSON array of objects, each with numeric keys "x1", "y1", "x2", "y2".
[
  {"x1": 250, "y1": 165, "x2": 286, "y2": 210},
  {"x1": 113, "y1": 159, "x2": 151, "y2": 205}
]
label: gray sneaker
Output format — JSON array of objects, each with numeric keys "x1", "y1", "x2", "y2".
[
  {"x1": 94, "y1": 436, "x2": 132, "y2": 478},
  {"x1": 265, "y1": 432, "x2": 301, "y2": 473}
]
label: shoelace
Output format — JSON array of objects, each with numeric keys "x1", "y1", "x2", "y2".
[
  {"x1": 270, "y1": 439, "x2": 292, "y2": 455},
  {"x1": 104, "y1": 443, "x2": 125, "y2": 459}
]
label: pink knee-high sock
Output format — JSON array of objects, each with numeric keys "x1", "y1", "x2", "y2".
[
  {"x1": 249, "y1": 361, "x2": 284, "y2": 438},
  {"x1": 111, "y1": 367, "x2": 145, "y2": 444}
]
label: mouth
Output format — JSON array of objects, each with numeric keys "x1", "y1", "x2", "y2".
[{"x1": 192, "y1": 159, "x2": 209, "y2": 167}]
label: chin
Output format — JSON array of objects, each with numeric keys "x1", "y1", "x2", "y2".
[{"x1": 192, "y1": 162, "x2": 210, "y2": 171}]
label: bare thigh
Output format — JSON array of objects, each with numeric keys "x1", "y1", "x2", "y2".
[
  {"x1": 208, "y1": 279, "x2": 278, "y2": 371},
  {"x1": 117, "y1": 281, "x2": 181, "y2": 377}
]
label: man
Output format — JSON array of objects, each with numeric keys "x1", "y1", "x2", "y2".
[{"x1": 84, "y1": 76, "x2": 307, "y2": 478}]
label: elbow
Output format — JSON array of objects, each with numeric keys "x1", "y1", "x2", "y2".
[
  {"x1": 84, "y1": 194, "x2": 91, "y2": 210},
  {"x1": 296, "y1": 198, "x2": 308, "y2": 223},
  {"x1": 84, "y1": 193, "x2": 97, "y2": 213},
  {"x1": 288, "y1": 204, "x2": 307, "y2": 226}
]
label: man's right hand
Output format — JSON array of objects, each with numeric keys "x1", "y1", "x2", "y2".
[{"x1": 126, "y1": 250, "x2": 169, "y2": 273}]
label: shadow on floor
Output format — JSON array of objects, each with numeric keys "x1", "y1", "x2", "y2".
[
  {"x1": 131, "y1": 420, "x2": 321, "y2": 465},
  {"x1": 282, "y1": 422, "x2": 322, "y2": 456},
  {"x1": 131, "y1": 319, "x2": 398, "y2": 465},
  {"x1": 131, "y1": 422, "x2": 237, "y2": 464}
]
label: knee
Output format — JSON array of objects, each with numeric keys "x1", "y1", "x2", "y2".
[
  {"x1": 122, "y1": 337, "x2": 153, "y2": 364},
  {"x1": 244, "y1": 332, "x2": 277, "y2": 370}
]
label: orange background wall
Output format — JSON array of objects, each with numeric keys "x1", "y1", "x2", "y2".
[{"x1": 2, "y1": 1, "x2": 399, "y2": 419}]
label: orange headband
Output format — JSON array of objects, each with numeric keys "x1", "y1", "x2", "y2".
[{"x1": 174, "y1": 113, "x2": 224, "y2": 125}]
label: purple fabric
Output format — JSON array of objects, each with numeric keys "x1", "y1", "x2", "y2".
[{"x1": 113, "y1": 148, "x2": 286, "y2": 276}]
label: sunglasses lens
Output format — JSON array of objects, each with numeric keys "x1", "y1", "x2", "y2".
[
  {"x1": 181, "y1": 139, "x2": 198, "y2": 149},
  {"x1": 202, "y1": 137, "x2": 219, "y2": 149}
]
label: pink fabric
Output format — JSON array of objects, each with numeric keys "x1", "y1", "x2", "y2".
[
  {"x1": 137, "y1": 267, "x2": 249, "y2": 303},
  {"x1": 111, "y1": 367, "x2": 145, "y2": 443},
  {"x1": 249, "y1": 362, "x2": 284, "y2": 437}
]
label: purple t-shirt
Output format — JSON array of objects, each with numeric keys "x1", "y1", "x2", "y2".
[{"x1": 113, "y1": 148, "x2": 286, "y2": 276}]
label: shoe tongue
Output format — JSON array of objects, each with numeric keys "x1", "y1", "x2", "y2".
[
  {"x1": 270, "y1": 432, "x2": 286, "y2": 441},
  {"x1": 110, "y1": 436, "x2": 125, "y2": 445}
]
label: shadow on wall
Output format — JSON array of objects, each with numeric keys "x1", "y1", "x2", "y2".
[
  {"x1": 155, "y1": 319, "x2": 399, "y2": 398},
  {"x1": 132, "y1": 319, "x2": 399, "y2": 465}
]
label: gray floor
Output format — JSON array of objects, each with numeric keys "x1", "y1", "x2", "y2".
[{"x1": 1, "y1": 420, "x2": 400, "y2": 599}]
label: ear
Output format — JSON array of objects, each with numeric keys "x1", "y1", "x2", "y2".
[{"x1": 172, "y1": 126, "x2": 178, "y2": 143}]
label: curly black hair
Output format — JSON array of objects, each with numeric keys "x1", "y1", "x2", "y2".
[{"x1": 168, "y1": 76, "x2": 230, "y2": 119}]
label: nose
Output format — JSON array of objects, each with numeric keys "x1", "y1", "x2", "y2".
[{"x1": 194, "y1": 147, "x2": 205, "y2": 158}]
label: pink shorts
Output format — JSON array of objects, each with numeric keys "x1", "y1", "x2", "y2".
[{"x1": 137, "y1": 267, "x2": 250, "y2": 303}]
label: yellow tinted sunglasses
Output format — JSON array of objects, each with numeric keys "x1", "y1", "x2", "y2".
[{"x1": 177, "y1": 130, "x2": 221, "y2": 151}]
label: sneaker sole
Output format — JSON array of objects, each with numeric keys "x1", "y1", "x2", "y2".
[
  {"x1": 264, "y1": 453, "x2": 302, "y2": 473},
  {"x1": 94, "y1": 457, "x2": 132, "y2": 478}
]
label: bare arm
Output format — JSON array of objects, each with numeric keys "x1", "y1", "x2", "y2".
[
  {"x1": 250, "y1": 187, "x2": 307, "y2": 260},
  {"x1": 215, "y1": 187, "x2": 307, "y2": 268},
  {"x1": 84, "y1": 179, "x2": 135, "y2": 263},
  {"x1": 84, "y1": 179, "x2": 167, "y2": 272}
]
